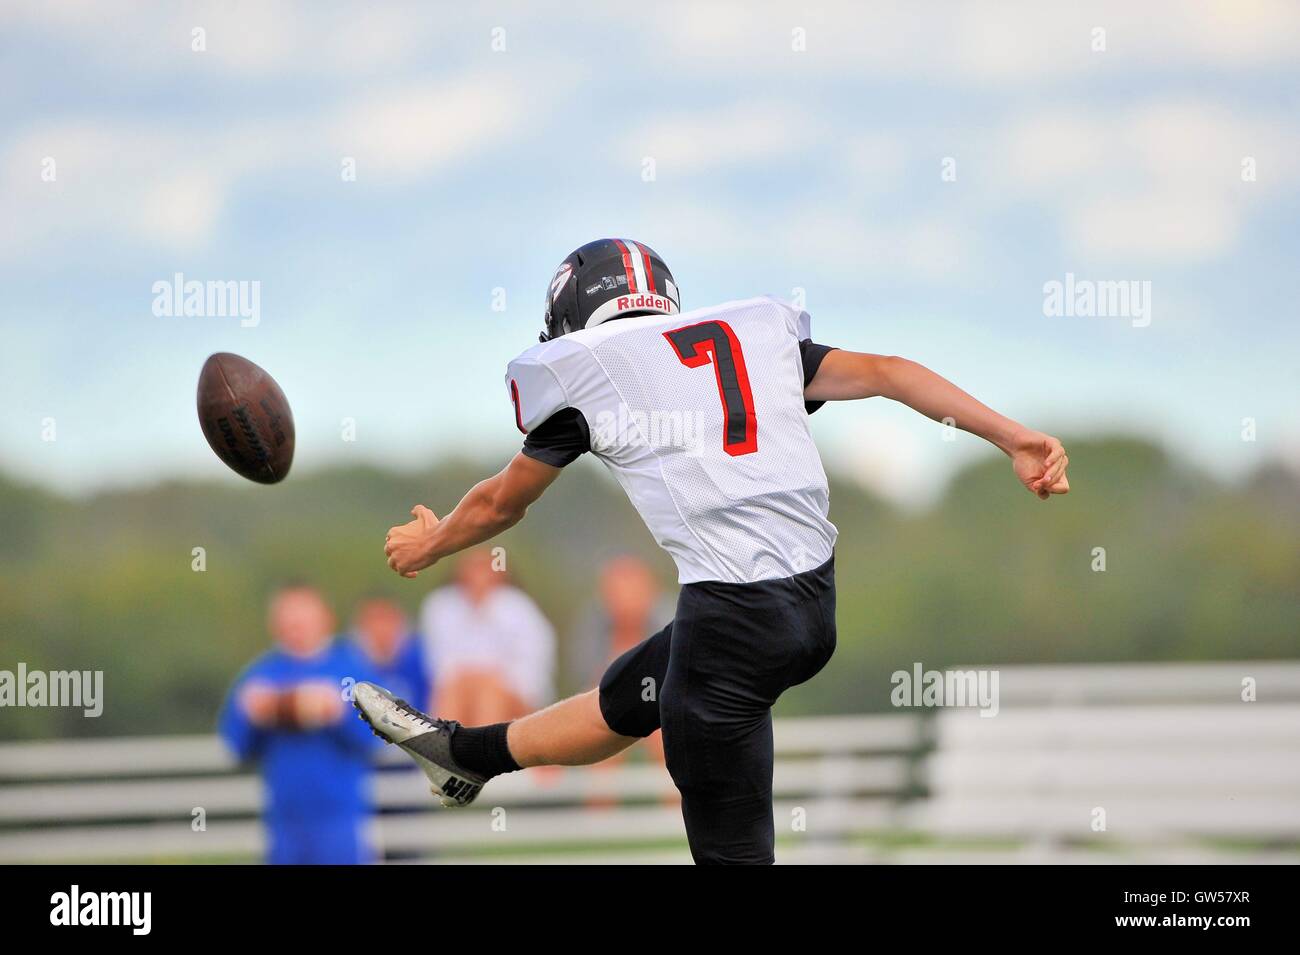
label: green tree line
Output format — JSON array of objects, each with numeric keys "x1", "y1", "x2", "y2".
[{"x1": 1, "y1": 437, "x2": 1296, "y2": 739}]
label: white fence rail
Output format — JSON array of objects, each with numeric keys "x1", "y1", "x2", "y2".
[
  {"x1": 2, "y1": 662, "x2": 1298, "y2": 864},
  {"x1": 0, "y1": 714, "x2": 920, "y2": 864},
  {"x1": 904, "y1": 661, "x2": 1300, "y2": 863}
]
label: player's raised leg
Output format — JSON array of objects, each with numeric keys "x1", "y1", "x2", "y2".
[
  {"x1": 352, "y1": 683, "x2": 638, "y2": 806},
  {"x1": 505, "y1": 690, "x2": 636, "y2": 766},
  {"x1": 353, "y1": 620, "x2": 673, "y2": 807}
]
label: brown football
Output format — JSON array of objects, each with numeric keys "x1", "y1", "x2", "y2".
[{"x1": 196, "y1": 352, "x2": 295, "y2": 484}]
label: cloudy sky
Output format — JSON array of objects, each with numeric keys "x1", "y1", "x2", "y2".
[{"x1": 2, "y1": 0, "x2": 1297, "y2": 506}]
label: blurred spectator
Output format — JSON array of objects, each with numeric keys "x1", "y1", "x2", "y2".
[
  {"x1": 567, "y1": 555, "x2": 676, "y2": 693},
  {"x1": 420, "y1": 549, "x2": 555, "y2": 724},
  {"x1": 570, "y1": 556, "x2": 673, "y2": 795},
  {"x1": 350, "y1": 595, "x2": 430, "y2": 710},
  {"x1": 348, "y1": 594, "x2": 432, "y2": 859},
  {"x1": 218, "y1": 582, "x2": 380, "y2": 865}
]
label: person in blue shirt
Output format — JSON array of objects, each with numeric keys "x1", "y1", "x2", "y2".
[
  {"x1": 218, "y1": 582, "x2": 382, "y2": 865},
  {"x1": 348, "y1": 595, "x2": 434, "y2": 863},
  {"x1": 349, "y1": 595, "x2": 431, "y2": 711}
]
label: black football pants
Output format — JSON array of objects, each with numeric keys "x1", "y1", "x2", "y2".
[{"x1": 598, "y1": 555, "x2": 837, "y2": 864}]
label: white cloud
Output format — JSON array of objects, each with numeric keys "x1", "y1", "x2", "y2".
[
  {"x1": 612, "y1": 101, "x2": 824, "y2": 175},
  {"x1": 840, "y1": 132, "x2": 911, "y2": 197},
  {"x1": 0, "y1": 122, "x2": 233, "y2": 255},
  {"x1": 642, "y1": 0, "x2": 1300, "y2": 82},
  {"x1": 0, "y1": 74, "x2": 540, "y2": 261},
  {"x1": 998, "y1": 100, "x2": 1300, "y2": 263},
  {"x1": 137, "y1": 169, "x2": 224, "y2": 249},
  {"x1": 1071, "y1": 193, "x2": 1237, "y2": 263},
  {"x1": 0, "y1": 0, "x2": 446, "y2": 79},
  {"x1": 1006, "y1": 101, "x2": 1298, "y2": 197},
  {"x1": 641, "y1": 197, "x2": 980, "y2": 286},
  {"x1": 336, "y1": 77, "x2": 523, "y2": 179}
]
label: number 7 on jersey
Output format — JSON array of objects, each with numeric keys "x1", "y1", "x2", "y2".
[{"x1": 663, "y1": 320, "x2": 758, "y2": 456}]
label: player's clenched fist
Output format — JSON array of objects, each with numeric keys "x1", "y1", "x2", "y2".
[
  {"x1": 1009, "y1": 430, "x2": 1070, "y2": 500},
  {"x1": 385, "y1": 504, "x2": 440, "y2": 577}
]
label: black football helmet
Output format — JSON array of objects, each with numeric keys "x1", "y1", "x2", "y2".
[{"x1": 540, "y1": 238, "x2": 680, "y2": 342}]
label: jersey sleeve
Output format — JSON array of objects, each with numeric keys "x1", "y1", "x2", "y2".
[
  {"x1": 505, "y1": 351, "x2": 569, "y2": 434},
  {"x1": 800, "y1": 339, "x2": 838, "y2": 415},
  {"x1": 791, "y1": 304, "x2": 814, "y2": 342},
  {"x1": 762, "y1": 293, "x2": 815, "y2": 341},
  {"x1": 762, "y1": 296, "x2": 838, "y2": 415},
  {"x1": 522, "y1": 408, "x2": 591, "y2": 468}
]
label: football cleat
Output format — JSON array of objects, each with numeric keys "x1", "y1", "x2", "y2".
[{"x1": 351, "y1": 681, "x2": 486, "y2": 808}]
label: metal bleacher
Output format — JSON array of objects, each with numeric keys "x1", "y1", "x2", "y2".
[{"x1": 2, "y1": 661, "x2": 1297, "y2": 864}]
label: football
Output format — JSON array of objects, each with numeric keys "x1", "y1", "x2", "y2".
[{"x1": 196, "y1": 352, "x2": 295, "y2": 484}]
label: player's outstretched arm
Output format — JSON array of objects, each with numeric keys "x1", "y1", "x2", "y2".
[
  {"x1": 384, "y1": 452, "x2": 563, "y2": 577},
  {"x1": 806, "y1": 350, "x2": 1070, "y2": 500}
]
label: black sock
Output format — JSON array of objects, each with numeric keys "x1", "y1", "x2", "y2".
[{"x1": 450, "y1": 721, "x2": 521, "y2": 779}]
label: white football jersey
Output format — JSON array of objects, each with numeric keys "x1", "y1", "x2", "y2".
[{"x1": 506, "y1": 295, "x2": 838, "y2": 584}]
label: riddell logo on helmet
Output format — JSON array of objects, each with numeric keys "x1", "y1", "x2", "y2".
[{"x1": 617, "y1": 293, "x2": 672, "y2": 312}]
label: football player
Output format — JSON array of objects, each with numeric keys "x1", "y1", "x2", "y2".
[{"x1": 358, "y1": 238, "x2": 1070, "y2": 864}]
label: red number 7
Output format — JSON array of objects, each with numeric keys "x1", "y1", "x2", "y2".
[{"x1": 663, "y1": 320, "x2": 758, "y2": 456}]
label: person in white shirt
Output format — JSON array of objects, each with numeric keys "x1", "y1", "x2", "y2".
[{"x1": 419, "y1": 549, "x2": 555, "y2": 725}]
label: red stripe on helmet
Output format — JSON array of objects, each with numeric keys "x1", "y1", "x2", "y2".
[
  {"x1": 633, "y1": 241, "x2": 657, "y2": 293},
  {"x1": 611, "y1": 239, "x2": 637, "y2": 292}
]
